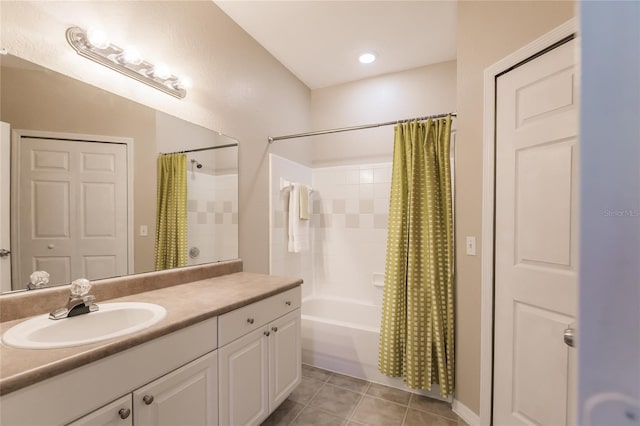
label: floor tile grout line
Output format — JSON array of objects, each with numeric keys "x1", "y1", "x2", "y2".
[
  {"x1": 297, "y1": 367, "x2": 458, "y2": 425},
  {"x1": 288, "y1": 380, "x2": 327, "y2": 425},
  {"x1": 306, "y1": 405, "x2": 360, "y2": 425},
  {"x1": 362, "y1": 392, "x2": 412, "y2": 408},
  {"x1": 325, "y1": 372, "x2": 371, "y2": 395},
  {"x1": 401, "y1": 392, "x2": 415, "y2": 426},
  {"x1": 322, "y1": 381, "x2": 370, "y2": 396},
  {"x1": 400, "y1": 393, "x2": 412, "y2": 426},
  {"x1": 346, "y1": 381, "x2": 371, "y2": 424}
]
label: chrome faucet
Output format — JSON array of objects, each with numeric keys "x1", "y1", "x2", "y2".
[{"x1": 49, "y1": 278, "x2": 99, "y2": 320}]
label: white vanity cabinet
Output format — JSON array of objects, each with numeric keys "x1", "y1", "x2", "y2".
[
  {"x1": 218, "y1": 287, "x2": 301, "y2": 426},
  {"x1": 1, "y1": 317, "x2": 218, "y2": 426},
  {"x1": 1, "y1": 284, "x2": 302, "y2": 426},
  {"x1": 68, "y1": 351, "x2": 218, "y2": 426}
]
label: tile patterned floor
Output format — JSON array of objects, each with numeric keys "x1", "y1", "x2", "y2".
[{"x1": 261, "y1": 365, "x2": 466, "y2": 426}]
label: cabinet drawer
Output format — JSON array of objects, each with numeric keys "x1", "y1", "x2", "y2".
[{"x1": 218, "y1": 286, "x2": 301, "y2": 346}]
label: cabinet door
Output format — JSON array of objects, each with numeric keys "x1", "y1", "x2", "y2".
[
  {"x1": 219, "y1": 327, "x2": 269, "y2": 426},
  {"x1": 269, "y1": 309, "x2": 301, "y2": 410},
  {"x1": 134, "y1": 351, "x2": 218, "y2": 426},
  {"x1": 67, "y1": 395, "x2": 133, "y2": 426}
]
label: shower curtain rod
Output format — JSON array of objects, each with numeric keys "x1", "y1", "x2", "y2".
[
  {"x1": 268, "y1": 112, "x2": 456, "y2": 143},
  {"x1": 159, "y1": 142, "x2": 238, "y2": 155}
]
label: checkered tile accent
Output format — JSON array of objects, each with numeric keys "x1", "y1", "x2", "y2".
[
  {"x1": 274, "y1": 164, "x2": 392, "y2": 230},
  {"x1": 188, "y1": 199, "x2": 238, "y2": 225}
]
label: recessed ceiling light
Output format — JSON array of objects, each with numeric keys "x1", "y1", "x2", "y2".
[{"x1": 359, "y1": 53, "x2": 376, "y2": 64}]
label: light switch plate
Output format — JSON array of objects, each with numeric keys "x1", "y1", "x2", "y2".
[{"x1": 466, "y1": 236, "x2": 476, "y2": 256}]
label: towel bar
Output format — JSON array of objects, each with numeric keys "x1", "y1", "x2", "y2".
[{"x1": 279, "y1": 177, "x2": 314, "y2": 193}]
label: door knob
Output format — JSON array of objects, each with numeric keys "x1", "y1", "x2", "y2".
[
  {"x1": 118, "y1": 408, "x2": 131, "y2": 419},
  {"x1": 142, "y1": 395, "x2": 154, "y2": 405},
  {"x1": 47, "y1": 244, "x2": 55, "y2": 250},
  {"x1": 563, "y1": 327, "x2": 576, "y2": 347},
  {"x1": 0, "y1": 249, "x2": 10, "y2": 257}
]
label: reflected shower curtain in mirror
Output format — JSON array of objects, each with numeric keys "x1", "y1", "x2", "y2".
[
  {"x1": 154, "y1": 153, "x2": 187, "y2": 270},
  {"x1": 378, "y1": 116, "x2": 454, "y2": 397}
]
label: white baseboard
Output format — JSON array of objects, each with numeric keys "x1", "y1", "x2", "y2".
[{"x1": 453, "y1": 399, "x2": 482, "y2": 426}]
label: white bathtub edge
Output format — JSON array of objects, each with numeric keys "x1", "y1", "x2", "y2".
[{"x1": 302, "y1": 348, "x2": 450, "y2": 403}]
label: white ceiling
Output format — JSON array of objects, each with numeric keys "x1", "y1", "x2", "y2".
[{"x1": 214, "y1": 1, "x2": 457, "y2": 90}]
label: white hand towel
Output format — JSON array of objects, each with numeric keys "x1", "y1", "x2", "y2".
[
  {"x1": 299, "y1": 184, "x2": 309, "y2": 220},
  {"x1": 288, "y1": 183, "x2": 310, "y2": 253}
]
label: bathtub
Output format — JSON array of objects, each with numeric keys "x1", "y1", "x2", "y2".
[{"x1": 301, "y1": 297, "x2": 445, "y2": 399}]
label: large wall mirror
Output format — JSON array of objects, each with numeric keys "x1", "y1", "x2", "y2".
[{"x1": 0, "y1": 54, "x2": 239, "y2": 293}]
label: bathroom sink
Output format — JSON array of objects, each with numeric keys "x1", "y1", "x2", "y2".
[{"x1": 2, "y1": 302, "x2": 167, "y2": 349}]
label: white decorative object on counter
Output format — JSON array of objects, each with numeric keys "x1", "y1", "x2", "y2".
[{"x1": 29, "y1": 271, "x2": 50, "y2": 288}]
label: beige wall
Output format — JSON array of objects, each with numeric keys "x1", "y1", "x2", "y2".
[
  {"x1": 310, "y1": 61, "x2": 457, "y2": 166},
  {"x1": 0, "y1": 65, "x2": 157, "y2": 274},
  {"x1": 1, "y1": 1, "x2": 311, "y2": 274},
  {"x1": 455, "y1": 0, "x2": 575, "y2": 414}
]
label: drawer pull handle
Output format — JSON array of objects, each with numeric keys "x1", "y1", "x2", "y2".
[
  {"x1": 264, "y1": 331, "x2": 270, "y2": 337},
  {"x1": 247, "y1": 318, "x2": 255, "y2": 324},
  {"x1": 271, "y1": 326, "x2": 278, "y2": 333},
  {"x1": 119, "y1": 408, "x2": 131, "y2": 419},
  {"x1": 285, "y1": 301, "x2": 292, "y2": 306},
  {"x1": 143, "y1": 395, "x2": 154, "y2": 405}
]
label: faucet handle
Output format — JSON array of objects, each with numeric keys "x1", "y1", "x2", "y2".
[{"x1": 70, "y1": 278, "x2": 92, "y2": 297}]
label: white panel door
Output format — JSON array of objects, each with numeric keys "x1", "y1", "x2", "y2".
[
  {"x1": 494, "y1": 39, "x2": 578, "y2": 425},
  {"x1": 134, "y1": 351, "x2": 218, "y2": 426},
  {"x1": 16, "y1": 137, "x2": 127, "y2": 287},
  {"x1": 219, "y1": 327, "x2": 269, "y2": 426},
  {"x1": 0, "y1": 122, "x2": 11, "y2": 292},
  {"x1": 268, "y1": 309, "x2": 301, "y2": 411}
]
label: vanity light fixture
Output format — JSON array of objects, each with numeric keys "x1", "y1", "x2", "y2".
[{"x1": 66, "y1": 26, "x2": 189, "y2": 99}]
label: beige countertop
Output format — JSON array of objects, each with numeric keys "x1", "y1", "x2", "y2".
[{"x1": 0, "y1": 272, "x2": 302, "y2": 396}]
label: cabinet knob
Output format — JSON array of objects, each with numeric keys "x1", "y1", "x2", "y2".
[
  {"x1": 143, "y1": 395, "x2": 154, "y2": 405},
  {"x1": 247, "y1": 318, "x2": 255, "y2": 324},
  {"x1": 285, "y1": 301, "x2": 291, "y2": 306},
  {"x1": 271, "y1": 326, "x2": 278, "y2": 333},
  {"x1": 264, "y1": 331, "x2": 270, "y2": 337},
  {"x1": 118, "y1": 408, "x2": 131, "y2": 419}
]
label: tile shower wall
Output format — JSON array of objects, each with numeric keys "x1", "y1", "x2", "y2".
[
  {"x1": 270, "y1": 154, "x2": 391, "y2": 305},
  {"x1": 311, "y1": 163, "x2": 391, "y2": 305},
  {"x1": 187, "y1": 172, "x2": 238, "y2": 265}
]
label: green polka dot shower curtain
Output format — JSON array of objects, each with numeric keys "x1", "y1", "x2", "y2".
[
  {"x1": 154, "y1": 153, "x2": 188, "y2": 270},
  {"x1": 378, "y1": 116, "x2": 454, "y2": 397}
]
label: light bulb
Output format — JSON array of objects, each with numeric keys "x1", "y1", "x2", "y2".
[
  {"x1": 177, "y1": 76, "x2": 192, "y2": 89},
  {"x1": 359, "y1": 53, "x2": 376, "y2": 64},
  {"x1": 87, "y1": 28, "x2": 110, "y2": 49},
  {"x1": 121, "y1": 46, "x2": 142, "y2": 65},
  {"x1": 152, "y1": 63, "x2": 171, "y2": 80}
]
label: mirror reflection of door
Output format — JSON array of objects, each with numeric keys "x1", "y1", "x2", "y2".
[
  {"x1": 1, "y1": 55, "x2": 240, "y2": 292},
  {"x1": 12, "y1": 133, "x2": 130, "y2": 290},
  {"x1": 0, "y1": 122, "x2": 11, "y2": 292}
]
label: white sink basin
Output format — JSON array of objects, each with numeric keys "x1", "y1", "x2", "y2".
[{"x1": 2, "y1": 302, "x2": 167, "y2": 349}]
